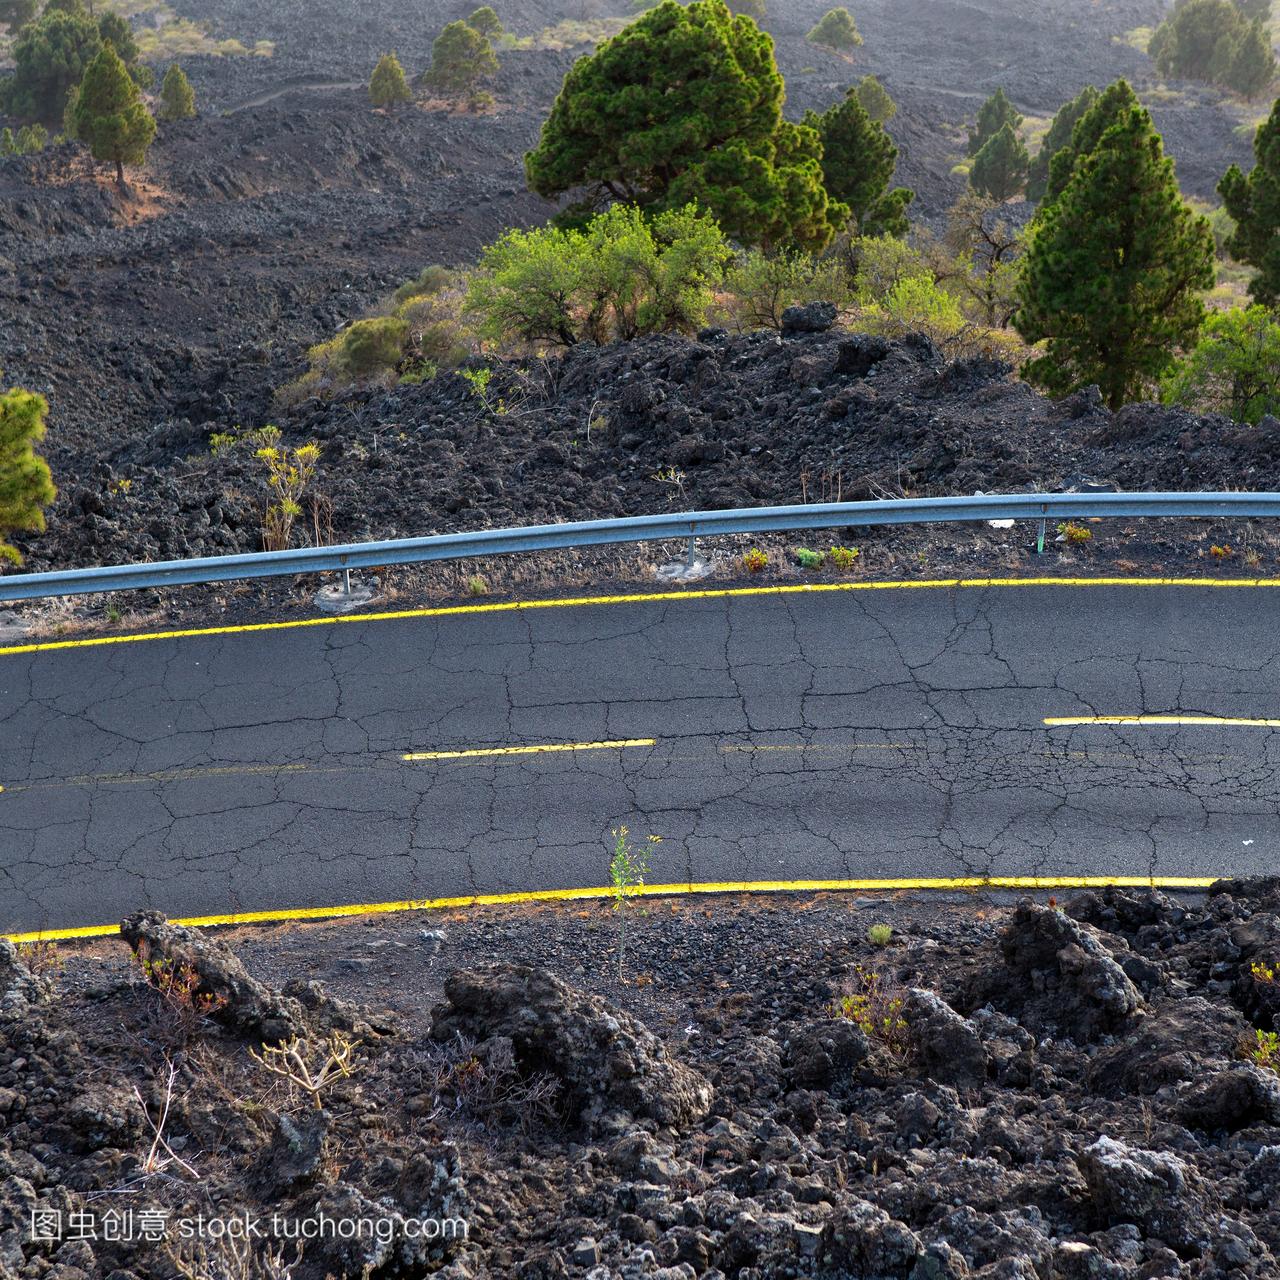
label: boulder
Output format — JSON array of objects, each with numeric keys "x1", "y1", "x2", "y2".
[
  {"x1": 1176, "y1": 1063, "x2": 1280, "y2": 1132},
  {"x1": 1075, "y1": 1136, "x2": 1211, "y2": 1250},
  {"x1": 904, "y1": 988, "x2": 989, "y2": 1088},
  {"x1": 821, "y1": 1199, "x2": 923, "y2": 1277},
  {"x1": 429, "y1": 965, "x2": 712, "y2": 1132},
  {"x1": 782, "y1": 1018, "x2": 870, "y2": 1089},
  {"x1": 780, "y1": 301, "x2": 838, "y2": 335}
]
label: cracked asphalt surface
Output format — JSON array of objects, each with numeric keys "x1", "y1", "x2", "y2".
[{"x1": 2, "y1": 583, "x2": 1277, "y2": 935}]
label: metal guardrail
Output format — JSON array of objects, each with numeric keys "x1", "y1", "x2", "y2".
[{"x1": 1, "y1": 491, "x2": 1276, "y2": 604}]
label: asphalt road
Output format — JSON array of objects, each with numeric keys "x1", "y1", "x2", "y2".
[{"x1": 3, "y1": 581, "x2": 1279, "y2": 936}]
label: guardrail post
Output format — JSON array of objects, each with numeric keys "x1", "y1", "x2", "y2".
[
  {"x1": 342, "y1": 568, "x2": 352, "y2": 598},
  {"x1": 686, "y1": 536, "x2": 697, "y2": 569},
  {"x1": 1036, "y1": 519, "x2": 1046, "y2": 555}
]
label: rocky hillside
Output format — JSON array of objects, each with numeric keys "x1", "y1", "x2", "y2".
[
  {"x1": 11, "y1": 318, "x2": 1280, "y2": 584},
  {"x1": 3, "y1": 881, "x2": 1279, "y2": 1278}
]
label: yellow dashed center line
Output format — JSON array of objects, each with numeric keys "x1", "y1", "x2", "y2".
[
  {"x1": 1045, "y1": 715, "x2": 1280, "y2": 728},
  {"x1": 402, "y1": 738, "x2": 656, "y2": 762}
]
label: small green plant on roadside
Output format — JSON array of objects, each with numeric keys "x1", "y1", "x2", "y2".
[
  {"x1": 133, "y1": 949, "x2": 229, "y2": 1043},
  {"x1": 1210, "y1": 543, "x2": 1233, "y2": 559},
  {"x1": 256, "y1": 439, "x2": 320, "y2": 552},
  {"x1": 108, "y1": 476, "x2": 133, "y2": 495},
  {"x1": 1249, "y1": 1028, "x2": 1279, "y2": 1075},
  {"x1": 16, "y1": 940, "x2": 63, "y2": 980},
  {"x1": 1057, "y1": 521, "x2": 1092, "y2": 545},
  {"x1": 867, "y1": 923, "x2": 893, "y2": 947},
  {"x1": 609, "y1": 825, "x2": 661, "y2": 982},
  {"x1": 466, "y1": 574, "x2": 487, "y2": 596},
  {"x1": 460, "y1": 365, "x2": 506, "y2": 414},
  {"x1": 795, "y1": 547, "x2": 825, "y2": 569},
  {"x1": 650, "y1": 465, "x2": 687, "y2": 501},
  {"x1": 1252, "y1": 960, "x2": 1277, "y2": 982},
  {"x1": 106, "y1": 605, "x2": 122, "y2": 624},
  {"x1": 834, "y1": 964, "x2": 911, "y2": 1057},
  {"x1": 829, "y1": 544, "x2": 860, "y2": 570},
  {"x1": 250, "y1": 1031, "x2": 364, "y2": 1110},
  {"x1": 743, "y1": 547, "x2": 768, "y2": 573}
]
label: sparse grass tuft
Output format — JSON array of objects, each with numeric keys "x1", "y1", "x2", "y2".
[
  {"x1": 867, "y1": 923, "x2": 893, "y2": 947},
  {"x1": 834, "y1": 965, "x2": 911, "y2": 1057}
]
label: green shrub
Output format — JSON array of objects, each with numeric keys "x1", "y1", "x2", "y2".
[
  {"x1": 335, "y1": 316, "x2": 408, "y2": 376},
  {"x1": 867, "y1": 923, "x2": 892, "y2": 946},
  {"x1": 721, "y1": 249, "x2": 850, "y2": 331},
  {"x1": 466, "y1": 203, "x2": 731, "y2": 349},
  {"x1": 1162, "y1": 304, "x2": 1280, "y2": 424},
  {"x1": 795, "y1": 547, "x2": 825, "y2": 569},
  {"x1": 807, "y1": 6, "x2": 862, "y2": 52},
  {"x1": 369, "y1": 51, "x2": 412, "y2": 108},
  {"x1": 393, "y1": 264, "x2": 454, "y2": 304}
]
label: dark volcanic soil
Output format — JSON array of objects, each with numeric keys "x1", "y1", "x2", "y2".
[{"x1": 4, "y1": 881, "x2": 1280, "y2": 1278}]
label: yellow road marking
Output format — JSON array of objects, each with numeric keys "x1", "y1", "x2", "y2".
[
  {"x1": 403, "y1": 738, "x2": 655, "y2": 762},
  {"x1": 722, "y1": 741, "x2": 916, "y2": 752},
  {"x1": 4, "y1": 576, "x2": 1279, "y2": 659},
  {"x1": 2, "y1": 874, "x2": 1220, "y2": 944},
  {"x1": 1046, "y1": 715, "x2": 1280, "y2": 728}
]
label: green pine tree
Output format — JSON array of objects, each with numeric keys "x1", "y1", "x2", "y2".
[
  {"x1": 968, "y1": 86, "x2": 1021, "y2": 157},
  {"x1": 526, "y1": 0, "x2": 845, "y2": 252},
  {"x1": 467, "y1": 5, "x2": 503, "y2": 38},
  {"x1": 423, "y1": 20, "x2": 498, "y2": 106},
  {"x1": 1026, "y1": 84, "x2": 1098, "y2": 203},
  {"x1": 96, "y1": 10, "x2": 138, "y2": 66},
  {"x1": 1042, "y1": 79, "x2": 1140, "y2": 207},
  {"x1": 7, "y1": 8, "x2": 102, "y2": 120},
  {"x1": 970, "y1": 122, "x2": 1029, "y2": 200},
  {"x1": 807, "y1": 87, "x2": 912, "y2": 235},
  {"x1": 73, "y1": 42, "x2": 157, "y2": 188},
  {"x1": 853, "y1": 73, "x2": 896, "y2": 123},
  {"x1": 806, "y1": 7, "x2": 862, "y2": 52},
  {"x1": 0, "y1": 386, "x2": 56, "y2": 568},
  {"x1": 1016, "y1": 96, "x2": 1214, "y2": 409},
  {"x1": 369, "y1": 52, "x2": 412, "y2": 108},
  {"x1": 1220, "y1": 97, "x2": 1280, "y2": 305},
  {"x1": 1220, "y1": 19, "x2": 1276, "y2": 97},
  {"x1": 158, "y1": 63, "x2": 196, "y2": 121},
  {"x1": 0, "y1": 129, "x2": 14, "y2": 157}
]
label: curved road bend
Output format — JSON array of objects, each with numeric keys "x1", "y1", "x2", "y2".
[{"x1": 2, "y1": 581, "x2": 1278, "y2": 937}]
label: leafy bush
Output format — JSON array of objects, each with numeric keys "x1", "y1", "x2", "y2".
[
  {"x1": 1162, "y1": 304, "x2": 1280, "y2": 424},
  {"x1": 795, "y1": 547, "x2": 825, "y2": 569},
  {"x1": 835, "y1": 966, "x2": 911, "y2": 1057},
  {"x1": 720, "y1": 249, "x2": 850, "y2": 331},
  {"x1": 467, "y1": 203, "x2": 731, "y2": 348},
  {"x1": 333, "y1": 316, "x2": 408, "y2": 377},
  {"x1": 393, "y1": 264, "x2": 453, "y2": 304},
  {"x1": 743, "y1": 547, "x2": 768, "y2": 572},
  {"x1": 829, "y1": 544, "x2": 860, "y2": 570},
  {"x1": 1057, "y1": 521, "x2": 1093, "y2": 545}
]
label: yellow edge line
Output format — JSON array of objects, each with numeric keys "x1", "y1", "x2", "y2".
[
  {"x1": 1046, "y1": 715, "x2": 1280, "y2": 727},
  {"x1": 404, "y1": 738, "x2": 655, "y2": 761},
  {"x1": 5, "y1": 576, "x2": 1280, "y2": 658},
  {"x1": 3, "y1": 875, "x2": 1219, "y2": 945}
]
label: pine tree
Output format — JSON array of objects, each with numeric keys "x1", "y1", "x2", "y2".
[
  {"x1": 7, "y1": 8, "x2": 101, "y2": 120},
  {"x1": 423, "y1": 20, "x2": 498, "y2": 105},
  {"x1": 0, "y1": 386, "x2": 56, "y2": 568},
  {"x1": 1220, "y1": 19, "x2": 1276, "y2": 97},
  {"x1": 1042, "y1": 79, "x2": 1140, "y2": 207},
  {"x1": 527, "y1": 0, "x2": 845, "y2": 252},
  {"x1": 1016, "y1": 98, "x2": 1214, "y2": 409},
  {"x1": 158, "y1": 63, "x2": 196, "y2": 121},
  {"x1": 806, "y1": 7, "x2": 862, "y2": 52},
  {"x1": 96, "y1": 10, "x2": 138, "y2": 67},
  {"x1": 369, "y1": 52, "x2": 411, "y2": 108},
  {"x1": 970, "y1": 122, "x2": 1029, "y2": 200},
  {"x1": 0, "y1": 129, "x2": 14, "y2": 156},
  {"x1": 968, "y1": 87, "x2": 1021, "y2": 157},
  {"x1": 853, "y1": 73, "x2": 896, "y2": 123},
  {"x1": 808, "y1": 87, "x2": 912, "y2": 235},
  {"x1": 467, "y1": 5, "x2": 503, "y2": 38},
  {"x1": 73, "y1": 42, "x2": 156, "y2": 188},
  {"x1": 1220, "y1": 97, "x2": 1280, "y2": 305},
  {"x1": 1026, "y1": 84, "x2": 1098, "y2": 203}
]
